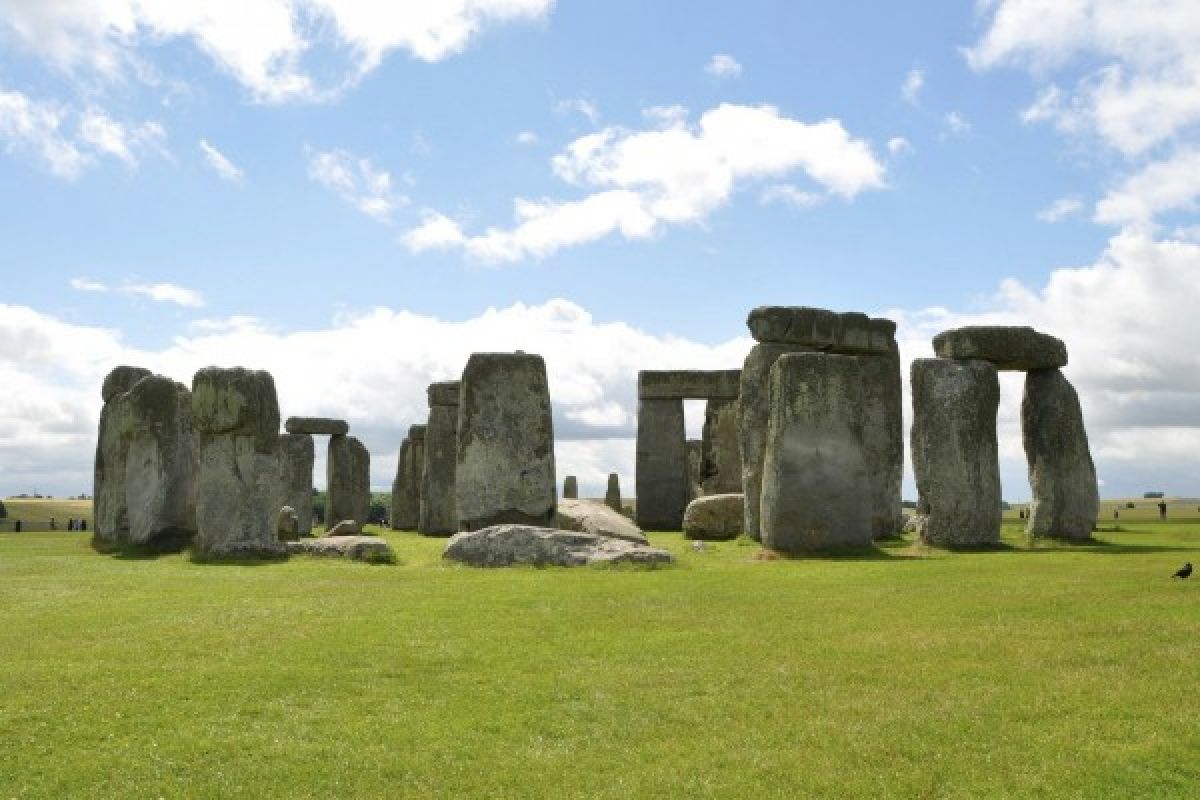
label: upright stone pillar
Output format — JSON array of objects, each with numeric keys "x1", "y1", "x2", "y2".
[
  {"x1": 123, "y1": 374, "x2": 196, "y2": 549},
  {"x1": 391, "y1": 426, "x2": 425, "y2": 530},
  {"x1": 635, "y1": 397, "x2": 687, "y2": 530},
  {"x1": 327, "y1": 435, "x2": 370, "y2": 530},
  {"x1": 191, "y1": 367, "x2": 283, "y2": 557},
  {"x1": 419, "y1": 382, "x2": 460, "y2": 536},
  {"x1": 686, "y1": 439, "x2": 704, "y2": 502},
  {"x1": 93, "y1": 366, "x2": 152, "y2": 547},
  {"x1": 760, "y1": 353, "x2": 872, "y2": 552},
  {"x1": 910, "y1": 358, "x2": 1001, "y2": 548},
  {"x1": 605, "y1": 473, "x2": 622, "y2": 512},
  {"x1": 456, "y1": 353, "x2": 556, "y2": 531},
  {"x1": 278, "y1": 433, "x2": 314, "y2": 536},
  {"x1": 701, "y1": 398, "x2": 741, "y2": 495},
  {"x1": 563, "y1": 476, "x2": 578, "y2": 499},
  {"x1": 1022, "y1": 368, "x2": 1098, "y2": 540},
  {"x1": 858, "y1": 341, "x2": 904, "y2": 539}
]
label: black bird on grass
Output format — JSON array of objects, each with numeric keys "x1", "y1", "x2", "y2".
[{"x1": 1173, "y1": 562, "x2": 1193, "y2": 579}]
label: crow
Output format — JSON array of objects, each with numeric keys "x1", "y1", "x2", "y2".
[{"x1": 1173, "y1": 562, "x2": 1192, "y2": 579}]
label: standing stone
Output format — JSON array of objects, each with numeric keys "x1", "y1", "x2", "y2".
[
  {"x1": 276, "y1": 506, "x2": 300, "y2": 541},
  {"x1": 858, "y1": 343, "x2": 904, "y2": 539},
  {"x1": 191, "y1": 367, "x2": 283, "y2": 557},
  {"x1": 760, "y1": 354, "x2": 873, "y2": 553},
  {"x1": 456, "y1": 353, "x2": 556, "y2": 530},
  {"x1": 605, "y1": 473, "x2": 622, "y2": 513},
  {"x1": 701, "y1": 398, "x2": 741, "y2": 495},
  {"x1": 123, "y1": 374, "x2": 196, "y2": 549},
  {"x1": 563, "y1": 475, "x2": 579, "y2": 499},
  {"x1": 635, "y1": 397, "x2": 687, "y2": 530},
  {"x1": 94, "y1": 366, "x2": 152, "y2": 547},
  {"x1": 391, "y1": 425, "x2": 425, "y2": 530},
  {"x1": 277, "y1": 433, "x2": 314, "y2": 536},
  {"x1": 327, "y1": 434, "x2": 370, "y2": 531},
  {"x1": 686, "y1": 439, "x2": 704, "y2": 502},
  {"x1": 419, "y1": 381, "x2": 460, "y2": 536},
  {"x1": 1022, "y1": 368, "x2": 1098, "y2": 540},
  {"x1": 910, "y1": 358, "x2": 1002, "y2": 548}
]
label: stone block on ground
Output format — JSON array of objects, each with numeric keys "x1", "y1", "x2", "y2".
[
  {"x1": 287, "y1": 535, "x2": 394, "y2": 562},
  {"x1": 443, "y1": 525, "x2": 673, "y2": 568},
  {"x1": 324, "y1": 519, "x2": 361, "y2": 537},
  {"x1": 683, "y1": 493, "x2": 744, "y2": 540},
  {"x1": 555, "y1": 498, "x2": 648, "y2": 545}
]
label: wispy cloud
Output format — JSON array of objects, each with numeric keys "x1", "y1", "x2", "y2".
[
  {"x1": 901, "y1": 68, "x2": 924, "y2": 104},
  {"x1": 307, "y1": 148, "x2": 406, "y2": 222},
  {"x1": 199, "y1": 139, "x2": 244, "y2": 183},
  {"x1": 69, "y1": 278, "x2": 206, "y2": 308},
  {"x1": 705, "y1": 53, "x2": 743, "y2": 78},
  {"x1": 1037, "y1": 195, "x2": 1083, "y2": 223}
]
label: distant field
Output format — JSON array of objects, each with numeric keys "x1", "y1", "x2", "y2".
[
  {"x1": 0, "y1": 498, "x2": 92, "y2": 531},
  {"x1": 2, "y1": 517, "x2": 1198, "y2": 797}
]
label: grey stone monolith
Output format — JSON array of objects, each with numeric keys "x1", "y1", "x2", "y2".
[
  {"x1": 687, "y1": 439, "x2": 703, "y2": 502},
  {"x1": 94, "y1": 366, "x2": 152, "y2": 546},
  {"x1": 419, "y1": 381, "x2": 459, "y2": 536},
  {"x1": 123, "y1": 374, "x2": 196, "y2": 549},
  {"x1": 701, "y1": 397, "x2": 741, "y2": 495},
  {"x1": 277, "y1": 433, "x2": 314, "y2": 536},
  {"x1": 760, "y1": 353, "x2": 873, "y2": 552},
  {"x1": 635, "y1": 397, "x2": 687, "y2": 530},
  {"x1": 858, "y1": 344, "x2": 904, "y2": 539},
  {"x1": 910, "y1": 358, "x2": 1001, "y2": 548},
  {"x1": 392, "y1": 425, "x2": 426, "y2": 530},
  {"x1": 456, "y1": 353, "x2": 556, "y2": 531},
  {"x1": 191, "y1": 367, "x2": 283, "y2": 557},
  {"x1": 1022, "y1": 368, "x2": 1098, "y2": 540},
  {"x1": 563, "y1": 475, "x2": 578, "y2": 499},
  {"x1": 605, "y1": 473, "x2": 622, "y2": 512},
  {"x1": 327, "y1": 434, "x2": 370, "y2": 531}
]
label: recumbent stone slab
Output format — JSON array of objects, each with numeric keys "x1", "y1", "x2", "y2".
[
  {"x1": 444, "y1": 525, "x2": 673, "y2": 568},
  {"x1": 284, "y1": 416, "x2": 349, "y2": 436},
  {"x1": 683, "y1": 493, "x2": 744, "y2": 541},
  {"x1": 637, "y1": 370, "x2": 741, "y2": 400},
  {"x1": 555, "y1": 498, "x2": 648, "y2": 545},
  {"x1": 932, "y1": 326, "x2": 1067, "y2": 371},
  {"x1": 746, "y1": 306, "x2": 895, "y2": 355}
]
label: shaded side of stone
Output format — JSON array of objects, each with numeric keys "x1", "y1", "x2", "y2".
[
  {"x1": 284, "y1": 416, "x2": 348, "y2": 436},
  {"x1": 123, "y1": 374, "x2": 196, "y2": 548},
  {"x1": 418, "y1": 403, "x2": 458, "y2": 536},
  {"x1": 563, "y1": 475, "x2": 578, "y2": 499},
  {"x1": 858, "y1": 345, "x2": 905, "y2": 539},
  {"x1": 635, "y1": 397, "x2": 687, "y2": 530},
  {"x1": 277, "y1": 433, "x2": 315, "y2": 536},
  {"x1": 604, "y1": 473, "x2": 622, "y2": 512},
  {"x1": 910, "y1": 358, "x2": 1002, "y2": 547},
  {"x1": 327, "y1": 434, "x2": 370, "y2": 530},
  {"x1": 686, "y1": 439, "x2": 703, "y2": 502},
  {"x1": 760, "y1": 353, "x2": 872, "y2": 552},
  {"x1": 1022, "y1": 368, "x2": 1098, "y2": 540},
  {"x1": 701, "y1": 397, "x2": 741, "y2": 495}
]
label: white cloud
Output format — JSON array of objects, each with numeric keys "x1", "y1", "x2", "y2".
[
  {"x1": 0, "y1": 86, "x2": 165, "y2": 178},
  {"x1": 68, "y1": 278, "x2": 206, "y2": 308},
  {"x1": 887, "y1": 136, "x2": 913, "y2": 156},
  {"x1": 901, "y1": 68, "x2": 924, "y2": 104},
  {"x1": 0, "y1": 0, "x2": 555, "y2": 103},
  {"x1": 515, "y1": 130, "x2": 539, "y2": 145},
  {"x1": 406, "y1": 102, "x2": 886, "y2": 262},
  {"x1": 759, "y1": 183, "x2": 823, "y2": 210},
  {"x1": 1037, "y1": 195, "x2": 1084, "y2": 223},
  {"x1": 1094, "y1": 148, "x2": 1200, "y2": 225},
  {"x1": 402, "y1": 211, "x2": 466, "y2": 252},
  {"x1": 554, "y1": 97, "x2": 600, "y2": 124},
  {"x1": 199, "y1": 139, "x2": 244, "y2": 182},
  {"x1": 642, "y1": 104, "x2": 688, "y2": 129},
  {"x1": 943, "y1": 111, "x2": 971, "y2": 135},
  {"x1": 307, "y1": 148, "x2": 406, "y2": 221},
  {"x1": 705, "y1": 53, "x2": 743, "y2": 79}
]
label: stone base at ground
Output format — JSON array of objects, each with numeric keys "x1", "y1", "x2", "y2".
[
  {"x1": 554, "y1": 498, "x2": 648, "y2": 545},
  {"x1": 286, "y1": 536, "x2": 394, "y2": 562},
  {"x1": 683, "y1": 494, "x2": 744, "y2": 540},
  {"x1": 444, "y1": 525, "x2": 673, "y2": 568}
]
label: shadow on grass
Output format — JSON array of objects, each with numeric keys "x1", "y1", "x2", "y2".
[{"x1": 750, "y1": 545, "x2": 930, "y2": 562}]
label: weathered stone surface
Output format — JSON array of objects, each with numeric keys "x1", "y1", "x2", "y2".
[
  {"x1": 932, "y1": 326, "x2": 1067, "y2": 371},
  {"x1": 746, "y1": 306, "x2": 895, "y2": 355},
  {"x1": 327, "y1": 435, "x2": 370, "y2": 530},
  {"x1": 123, "y1": 375, "x2": 196, "y2": 548},
  {"x1": 737, "y1": 342, "x2": 817, "y2": 541},
  {"x1": 284, "y1": 416, "x2": 349, "y2": 436},
  {"x1": 686, "y1": 439, "x2": 703, "y2": 502},
  {"x1": 605, "y1": 473, "x2": 622, "y2": 512},
  {"x1": 101, "y1": 365, "x2": 153, "y2": 403},
  {"x1": 443, "y1": 525, "x2": 673, "y2": 568},
  {"x1": 910, "y1": 358, "x2": 1002, "y2": 547},
  {"x1": 419, "y1": 405, "x2": 458, "y2": 536},
  {"x1": 858, "y1": 346, "x2": 905, "y2": 539},
  {"x1": 555, "y1": 498, "x2": 648, "y2": 545},
  {"x1": 637, "y1": 370, "x2": 741, "y2": 400},
  {"x1": 191, "y1": 367, "x2": 283, "y2": 557},
  {"x1": 277, "y1": 433, "x2": 314, "y2": 536},
  {"x1": 683, "y1": 493, "x2": 744, "y2": 541},
  {"x1": 324, "y1": 519, "x2": 361, "y2": 537},
  {"x1": 761, "y1": 354, "x2": 873, "y2": 552},
  {"x1": 277, "y1": 506, "x2": 300, "y2": 541},
  {"x1": 287, "y1": 535, "x2": 394, "y2": 562},
  {"x1": 390, "y1": 438, "x2": 416, "y2": 530},
  {"x1": 427, "y1": 381, "x2": 460, "y2": 407},
  {"x1": 456, "y1": 353, "x2": 557, "y2": 531},
  {"x1": 1022, "y1": 368, "x2": 1099, "y2": 540},
  {"x1": 563, "y1": 475, "x2": 578, "y2": 499},
  {"x1": 636, "y1": 397, "x2": 687, "y2": 530},
  {"x1": 701, "y1": 397, "x2": 741, "y2": 495},
  {"x1": 94, "y1": 381, "x2": 135, "y2": 546}
]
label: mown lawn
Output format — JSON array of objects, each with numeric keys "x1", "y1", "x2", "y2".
[{"x1": 1, "y1": 519, "x2": 1198, "y2": 798}]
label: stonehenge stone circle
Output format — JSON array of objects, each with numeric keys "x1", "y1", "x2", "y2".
[
  {"x1": 701, "y1": 398, "x2": 741, "y2": 495},
  {"x1": 682, "y1": 493, "x2": 744, "y2": 541},
  {"x1": 563, "y1": 475, "x2": 578, "y2": 499},
  {"x1": 419, "y1": 381, "x2": 460, "y2": 536},
  {"x1": 910, "y1": 358, "x2": 1002, "y2": 548},
  {"x1": 635, "y1": 397, "x2": 687, "y2": 530},
  {"x1": 94, "y1": 365, "x2": 153, "y2": 545},
  {"x1": 327, "y1": 434, "x2": 371, "y2": 531},
  {"x1": 933, "y1": 326, "x2": 1067, "y2": 371},
  {"x1": 277, "y1": 433, "x2": 314, "y2": 536},
  {"x1": 760, "y1": 353, "x2": 873, "y2": 553},
  {"x1": 285, "y1": 416, "x2": 349, "y2": 436},
  {"x1": 605, "y1": 473, "x2": 622, "y2": 512},
  {"x1": 191, "y1": 367, "x2": 283, "y2": 557},
  {"x1": 1022, "y1": 368, "x2": 1099, "y2": 540},
  {"x1": 444, "y1": 525, "x2": 673, "y2": 568},
  {"x1": 456, "y1": 353, "x2": 557, "y2": 531}
]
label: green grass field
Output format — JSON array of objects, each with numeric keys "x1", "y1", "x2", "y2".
[{"x1": 2, "y1": 516, "x2": 1198, "y2": 798}]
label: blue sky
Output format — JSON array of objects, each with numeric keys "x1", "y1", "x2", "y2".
[{"x1": 3, "y1": 1, "x2": 1200, "y2": 501}]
